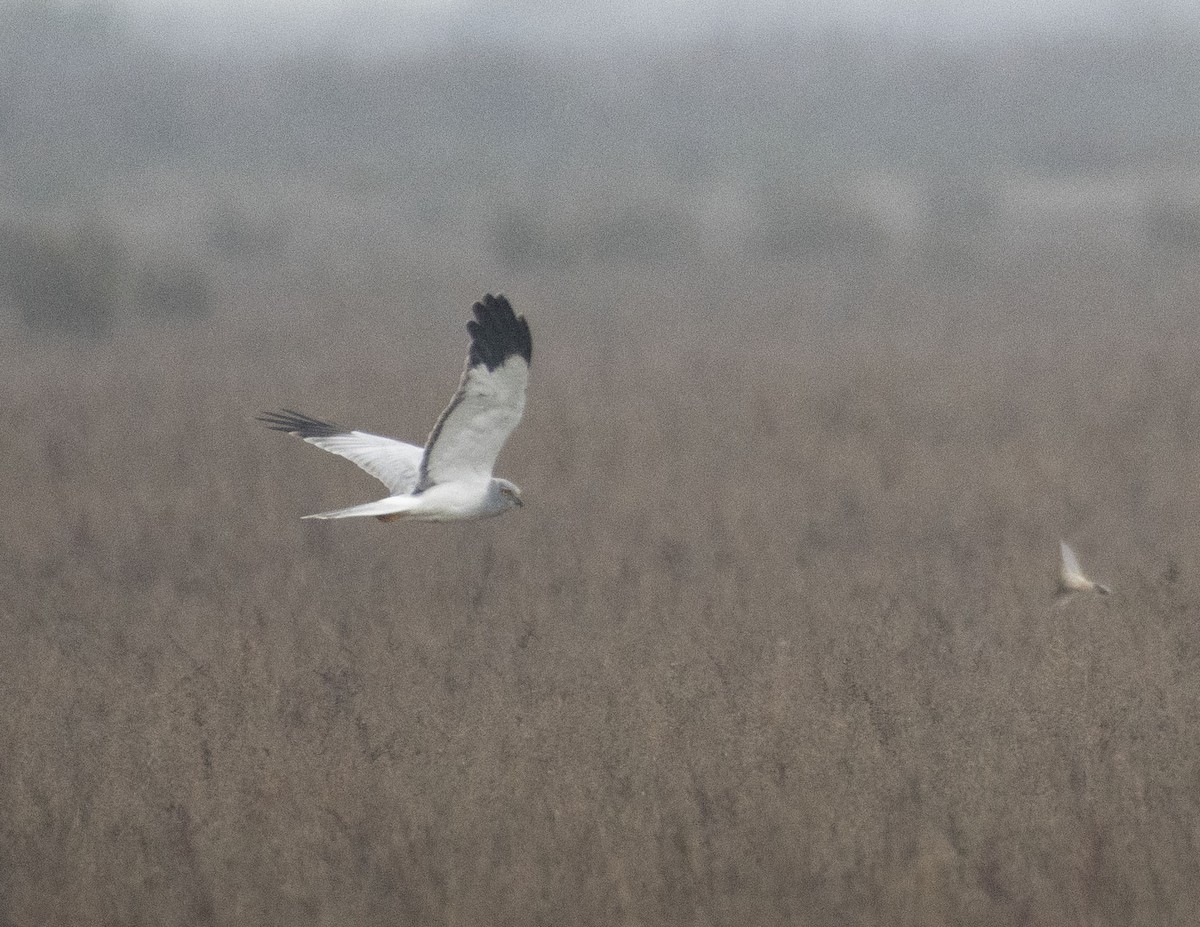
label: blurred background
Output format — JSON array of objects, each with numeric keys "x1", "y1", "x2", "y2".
[
  {"x1": 3, "y1": 0, "x2": 1200, "y2": 341},
  {"x1": 4, "y1": 1, "x2": 1200, "y2": 924}
]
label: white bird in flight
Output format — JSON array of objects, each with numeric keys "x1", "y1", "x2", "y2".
[
  {"x1": 261, "y1": 293, "x2": 532, "y2": 522},
  {"x1": 1057, "y1": 540, "x2": 1111, "y2": 597}
]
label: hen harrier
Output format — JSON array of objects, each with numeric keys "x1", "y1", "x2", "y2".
[
  {"x1": 261, "y1": 293, "x2": 532, "y2": 522},
  {"x1": 1056, "y1": 540, "x2": 1111, "y2": 597}
]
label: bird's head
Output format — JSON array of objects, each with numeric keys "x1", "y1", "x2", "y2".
[{"x1": 493, "y1": 478, "x2": 524, "y2": 510}]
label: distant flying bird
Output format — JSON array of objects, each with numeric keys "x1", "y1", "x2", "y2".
[
  {"x1": 1057, "y1": 540, "x2": 1111, "y2": 597},
  {"x1": 261, "y1": 293, "x2": 532, "y2": 522}
]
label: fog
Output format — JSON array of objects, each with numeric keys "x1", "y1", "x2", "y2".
[
  {"x1": 123, "y1": 0, "x2": 1200, "y2": 54},
  {"x1": 5, "y1": 0, "x2": 1200, "y2": 340}
]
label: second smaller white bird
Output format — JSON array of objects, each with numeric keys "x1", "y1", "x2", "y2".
[{"x1": 1057, "y1": 540, "x2": 1111, "y2": 598}]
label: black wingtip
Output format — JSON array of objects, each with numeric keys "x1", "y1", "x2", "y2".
[
  {"x1": 467, "y1": 293, "x2": 533, "y2": 371},
  {"x1": 258, "y1": 409, "x2": 343, "y2": 438}
]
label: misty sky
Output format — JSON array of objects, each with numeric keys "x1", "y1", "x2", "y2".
[{"x1": 125, "y1": 0, "x2": 1196, "y2": 54}]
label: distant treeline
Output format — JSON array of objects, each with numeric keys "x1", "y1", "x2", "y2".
[
  {"x1": 3, "y1": 1, "x2": 1200, "y2": 334},
  {"x1": 4, "y1": 3, "x2": 1199, "y2": 193}
]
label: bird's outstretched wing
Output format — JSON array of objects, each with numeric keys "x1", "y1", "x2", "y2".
[
  {"x1": 1060, "y1": 540, "x2": 1082, "y2": 577},
  {"x1": 259, "y1": 409, "x2": 423, "y2": 495},
  {"x1": 1057, "y1": 539, "x2": 1112, "y2": 597},
  {"x1": 418, "y1": 294, "x2": 532, "y2": 490}
]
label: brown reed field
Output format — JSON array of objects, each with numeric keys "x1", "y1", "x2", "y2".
[{"x1": 2, "y1": 257, "x2": 1200, "y2": 926}]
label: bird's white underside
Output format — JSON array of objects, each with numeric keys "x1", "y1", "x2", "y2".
[{"x1": 302, "y1": 480, "x2": 511, "y2": 521}]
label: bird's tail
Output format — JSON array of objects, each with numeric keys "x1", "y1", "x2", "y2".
[{"x1": 302, "y1": 496, "x2": 417, "y2": 520}]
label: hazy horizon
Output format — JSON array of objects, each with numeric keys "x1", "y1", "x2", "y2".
[{"x1": 106, "y1": 0, "x2": 1200, "y2": 55}]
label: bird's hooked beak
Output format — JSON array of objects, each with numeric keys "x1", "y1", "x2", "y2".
[{"x1": 513, "y1": 494, "x2": 524, "y2": 507}]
